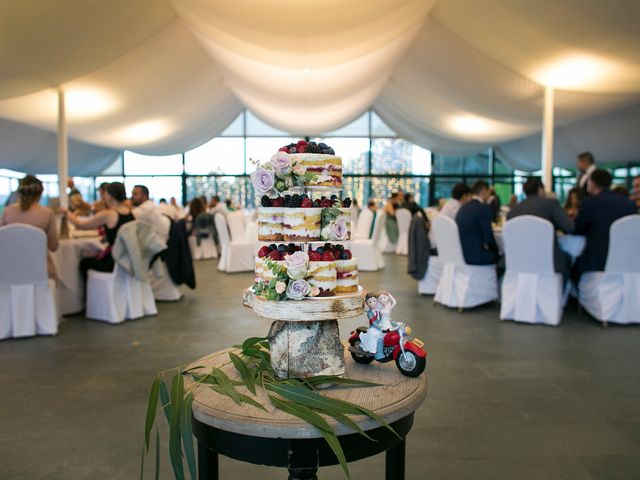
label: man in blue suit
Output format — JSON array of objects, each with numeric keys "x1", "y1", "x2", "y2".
[
  {"x1": 573, "y1": 169, "x2": 637, "y2": 280},
  {"x1": 455, "y1": 180, "x2": 499, "y2": 265}
]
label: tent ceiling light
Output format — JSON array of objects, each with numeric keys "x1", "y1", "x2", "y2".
[
  {"x1": 117, "y1": 119, "x2": 172, "y2": 144},
  {"x1": 65, "y1": 87, "x2": 118, "y2": 120},
  {"x1": 531, "y1": 54, "x2": 619, "y2": 90},
  {"x1": 448, "y1": 115, "x2": 493, "y2": 135}
]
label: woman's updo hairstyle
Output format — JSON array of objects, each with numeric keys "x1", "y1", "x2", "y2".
[
  {"x1": 105, "y1": 182, "x2": 127, "y2": 202},
  {"x1": 18, "y1": 174, "x2": 44, "y2": 211}
]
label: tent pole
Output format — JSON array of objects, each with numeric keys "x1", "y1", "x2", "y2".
[
  {"x1": 57, "y1": 87, "x2": 69, "y2": 208},
  {"x1": 541, "y1": 86, "x2": 554, "y2": 193}
]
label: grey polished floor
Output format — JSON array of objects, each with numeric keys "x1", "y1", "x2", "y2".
[{"x1": 1, "y1": 255, "x2": 639, "y2": 479}]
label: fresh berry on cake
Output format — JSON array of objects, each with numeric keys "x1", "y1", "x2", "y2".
[
  {"x1": 282, "y1": 194, "x2": 322, "y2": 242},
  {"x1": 320, "y1": 196, "x2": 352, "y2": 241},
  {"x1": 334, "y1": 247, "x2": 358, "y2": 294},
  {"x1": 277, "y1": 140, "x2": 342, "y2": 188},
  {"x1": 257, "y1": 195, "x2": 284, "y2": 241},
  {"x1": 306, "y1": 244, "x2": 341, "y2": 296},
  {"x1": 255, "y1": 243, "x2": 300, "y2": 283}
]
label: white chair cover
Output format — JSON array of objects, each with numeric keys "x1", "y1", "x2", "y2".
[
  {"x1": 226, "y1": 211, "x2": 246, "y2": 241},
  {"x1": 0, "y1": 224, "x2": 58, "y2": 338},
  {"x1": 499, "y1": 216, "x2": 563, "y2": 326},
  {"x1": 86, "y1": 263, "x2": 157, "y2": 324},
  {"x1": 579, "y1": 215, "x2": 640, "y2": 324},
  {"x1": 214, "y1": 214, "x2": 254, "y2": 273},
  {"x1": 379, "y1": 228, "x2": 396, "y2": 254},
  {"x1": 350, "y1": 212, "x2": 386, "y2": 271},
  {"x1": 353, "y1": 209, "x2": 374, "y2": 239},
  {"x1": 395, "y1": 209, "x2": 412, "y2": 255},
  {"x1": 188, "y1": 235, "x2": 218, "y2": 260},
  {"x1": 418, "y1": 256, "x2": 443, "y2": 295},
  {"x1": 150, "y1": 259, "x2": 182, "y2": 302},
  {"x1": 431, "y1": 215, "x2": 498, "y2": 309}
]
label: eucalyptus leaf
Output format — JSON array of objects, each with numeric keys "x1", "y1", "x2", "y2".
[
  {"x1": 155, "y1": 428, "x2": 160, "y2": 480},
  {"x1": 144, "y1": 377, "x2": 161, "y2": 450},
  {"x1": 210, "y1": 385, "x2": 268, "y2": 412},
  {"x1": 229, "y1": 352, "x2": 256, "y2": 395},
  {"x1": 212, "y1": 368, "x2": 242, "y2": 405},
  {"x1": 181, "y1": 392, "x2": 197, "y2": 480},
  {"x1": 301, "y1": 376, "x2": 381, "y2": 388},
  {"x1": 159, "y1": 380, "x2": 171, "y2": 424},
  {"x1": 139, "y1": 441, "x2": 145, "y2": 480},
  {"x1": 169, "y1": 372, "x2": 185, "y2": 480},
  {"x1": 241, "y1": 336, "x2": 267, "y2": 353}
]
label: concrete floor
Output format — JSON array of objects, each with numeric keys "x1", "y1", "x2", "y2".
[{"x1": 1, "y1": 255, "x2": 639, "y2": 479}]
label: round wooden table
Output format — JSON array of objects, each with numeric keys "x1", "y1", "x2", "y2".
[{"x1": 186, "y1": 348, "x2": 427, "y2": 480}]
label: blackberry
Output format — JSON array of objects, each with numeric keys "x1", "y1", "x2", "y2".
[
  {"x1": 318, "y1": 143, "x2": 328, "y2": 149},
  {"x1": 335, "y1": 244, "x2": 344, "y2": 251},
  {"x1": 268, "y1": 244, "x2": 277, "y2": 251},
  {"x1": 324, "y1": 243, "x2": 332, "y2": 251},
  {"x1": 283, "y1": 194, "x2": 291, "y2": 208},
  {"x1": 328, "y1": 148, "x2": 335, "y2": 155},
  {"x1": 342, "y1": 197, "x2": 352, "y2": 208},
  {"x1": 261, "y1": 195, "x2": 271, "y2": 207},
  {"x1": 307, "y1": 144, "x2": 322, "y2": 153},
  {"x1": 287, "y1": 243, "x2": 297, "y2": 254},
  {"x1": 330, "y1": 194, "x2": 337, "y2": 201},
  {"x1": 301, "y1": 193, "x2": 308, "y2": 199}
]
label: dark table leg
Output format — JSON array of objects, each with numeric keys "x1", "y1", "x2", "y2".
[
  {"x1": 198, "y1": 440, "x2": 219, "y2": 480},
  {"x1": 288, "y1": 440, "x2": 318, "y2": 480},
  {"x1": 385, "y1": 438, "x2": 406, "y2": 480}
]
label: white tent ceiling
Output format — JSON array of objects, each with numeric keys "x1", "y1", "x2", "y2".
[{"x1": 0, "y1": 0, "x2": 639, "y2": 174}]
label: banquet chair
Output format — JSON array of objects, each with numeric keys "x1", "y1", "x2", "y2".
[
  {"x1": 500, "y1": 216, "x2": 563, "y2": 325},
  {"x1": 214, "y1": 214, "x2": 254, "y2": 273},
  {"x1": 350, "y1": 212, "x2": 386, "y2": 271},
  {"x1": 395, "y1": 208, "x2": 412, "y2": 255},
  {"x1": 85, "y1": 224, "x2": 159, "y2": 324},
  {"x1": 431, "y1": 215, "x2": 498, "y2": 309},
  {"x1": 353, "y1": 209, "x2": 374, "y2": 239},
  {"x1": 418, "y1": 256, "x2": 443, "y2": 295},
  {"x1": 226, "y1": 211, "x2": 246, "y2": 241},
  {"x1": 0, "y1": 224, "x2": 58, "y2": 339},
  {"x1": 149, "y1": 259, "x2": 183, "y2": 302},
  {"x1": 379, "y1": 228, "x2": 396, "y2": 254},
  {"x1": 578, "y1": 215, "x2": 640, "y2": 325},
  {"x1": 189, "y1": 235, "x2": 218, "y2": 260}
]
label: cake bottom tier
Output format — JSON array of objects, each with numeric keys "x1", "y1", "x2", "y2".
[{"x1": 268, "y1": 319, "x2": 345, "y2": 378}]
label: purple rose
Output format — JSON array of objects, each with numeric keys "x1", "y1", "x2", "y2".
[
  {"x1": 251, "y1": 167, "x2": 275, "y2": 195},
  {"x1": 332, "y1": 218, "x2": 348, "y2": 240},
  {"x1": 286, "y1": 279, "x2": 311, "y2": 300},
  {"x1": 270, "y1": 152, "x2": 292, "y2": 175}
]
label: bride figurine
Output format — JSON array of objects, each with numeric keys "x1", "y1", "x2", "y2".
[
  {"x1": 376, "y1": 290, "x2": 397, "y2": 331},
  {"x1": 359, "y1": 291, "x2": 398, "y2": 359}
]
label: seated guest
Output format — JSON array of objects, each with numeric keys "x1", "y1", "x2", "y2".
[
  {"x1": 158, "y1": 197, "x2": 178, "y2": 220},
  {"x1": 507, "y1": 177, "x2": 574, "y2": 279},
  {"x1": 67, "y1": 178, "x2": 91, "y2": 216},
  {"x1": 612, "y1": 185, "x2": 630, "y2": 197},
  {"x1": 576, "y1": 151, "x2": 597, "y2": 194},
  {"x1": 573, "y1": 169, "x2": 637, "y2": 280},
  {"x1": 383, "y1": 193, "x2": 400, "y2": 244},
  {"x1": 367, "y1": 199, "x2": 377, "y2": 212},
  {"x1": 1, "y1": 175, "x2": 59, "y2": 277},
  {"x1": 403, "y1": 192, "x2": 426, "y2": 217},
  {"x1": 92, "y1": 182, "x2": 109, "y2": 213},
  {"x1": 487, "y1": 186, "x2": 501, "y2": 222},
  {"x1": 439, "y1": 183, "x2": 470, "y2": 219},
  {"x1": 563, "y1": 187, "x2": 585, "y2": 220},
  {"x1": 456, "y1": 180, "x2": 499, "y2": 265},
  {"x1": 131, "y1": 185, "x2": 169, "y2": 240},
  {"x1": 66, "y1": 182, "x2": 134, "y2": 279},
  {"x1": 208, "y1": 195, "x2": 228, "y2": 218}
]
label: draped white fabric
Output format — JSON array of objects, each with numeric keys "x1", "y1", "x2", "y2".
[{"x1": 0, "y1": 0, "x2": 639, "y2": 174}]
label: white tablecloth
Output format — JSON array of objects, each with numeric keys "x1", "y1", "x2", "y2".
[
  {"x1": 51, "y1": 237, "x2": 104, "y2": 315},
  {"x1": 494, "y1": 231, "x2": 586, "y2": 260}
]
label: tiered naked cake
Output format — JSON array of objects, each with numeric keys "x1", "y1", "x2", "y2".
[{"x1": 244, "y1": 139, "x2": 364, "y2": 378}]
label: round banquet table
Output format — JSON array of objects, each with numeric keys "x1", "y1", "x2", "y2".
[
  {"x1": 186, "y1": 348, "x2": 427, "y2": 480},
  {"x1": 50, "y1": 236, "x2": 104, "y2": 315}
]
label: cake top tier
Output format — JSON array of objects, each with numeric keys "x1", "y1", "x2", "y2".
[{"x1": 278, "y1": 140, "x2": 334, "y2": 155}]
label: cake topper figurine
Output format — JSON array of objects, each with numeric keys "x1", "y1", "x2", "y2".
[{"x1": 348, "y1": 290, "x2": 427, "y2": 377}]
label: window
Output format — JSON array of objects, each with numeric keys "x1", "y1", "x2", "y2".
[
  {"x1": 314, "y1": 137, "x2": 369, "y2": 174},
  {"x1": 245, "y1": 111, "x2": 289, "y2": 136},
  {"x1": 124, "y1": 151, "x2": 182, "y2": 175},
  {"x1": 371, "y1": 111, "x2": 396, "y2": 137},
  {"x1": 123, "y1": 176, "x2": 182, "y2": 202},
  {"x1": 220, "y1": 112, "x2": 244, "y2": 136},
  {"x1": 185, "y1": 138, "x2": 244, "y2": 175},
  {"x1": 371, "y1": 139, "x2": 430, "y2": 175},
  {"x1": 321, "y1": 112, "x2": 369, "y2": 137}
]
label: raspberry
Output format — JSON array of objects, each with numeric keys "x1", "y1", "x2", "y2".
[
  {"x1": 267, "y1": 250, "x2": 281, "y2": 260},
  {"x1": 320, "y1": 199, "x2": 333, "y2": 208},
  {"x1": 343, "y1": 250, "x2": 352, "y2": 260},
  {"x1": 313, "y1": 199, "x2": 322, "y2": 208},
  {"x1": 258, "y1": 246, "x2": 270, "y2": 258},
  {"x1": 301, "y1": 198, "x2": 313, "y2": 208},
  {"x1": 271, "y1": 197, "x2": 284, "y2": 207},
  {"x1": 278, "y1": 146, "x2": 289, "y2": 152},
  {"x1": 321, "y1": 251, "x2": 335, "y2": 262},
  {"x1": 297, "y1": 144, "x2": 308, "y2": 153},
  {"x1": 333, "y1": 250, "x2": 342, "y2": 260},
  {"x1": 308, "y1": 251, "x2": 322, "y2": 261}
]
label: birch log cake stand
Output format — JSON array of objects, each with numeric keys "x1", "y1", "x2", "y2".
[{"x1": 243, "y1": 287, "x2": 365, "y2": 378}]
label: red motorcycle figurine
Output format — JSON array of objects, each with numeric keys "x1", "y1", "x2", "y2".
[{"x1": 347, "y1": 291, "x2": 426, "y2": 377}]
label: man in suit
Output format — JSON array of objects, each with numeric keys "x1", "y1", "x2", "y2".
[
  {"x1": 576, "y1": 151, "x2": 597, "y2": 195},
  {"x1": 573, "y1": 169, "x2": 637, "y2": 281},
  {"x1": 456, "y1": 180, "x2": 499, "y2": 265},
  {"x1": 507, "y1": 177, "x2": 574, "y2": 279}
]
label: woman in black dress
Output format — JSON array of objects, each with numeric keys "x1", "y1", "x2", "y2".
[{"x1": 65, "y1": 182, "x2": 134, "y2": 279}]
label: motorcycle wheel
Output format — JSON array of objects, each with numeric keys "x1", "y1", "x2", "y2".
[
  {"x1": 350, "y1": 340, "x2": 374, "y2": 364},
  {"x1": 395, "y1": 350, "x2": 426, "y2": 377}
]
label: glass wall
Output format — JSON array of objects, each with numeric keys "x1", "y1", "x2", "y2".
[{"x1": 2, "y1": 110, "x2": 638, "y2": 212}]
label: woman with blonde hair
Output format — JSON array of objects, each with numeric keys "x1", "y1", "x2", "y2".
[{"x1": 1, "y1": 175, "x2": 59, "y2": 277}]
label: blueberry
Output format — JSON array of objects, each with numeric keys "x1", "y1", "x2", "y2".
[
  {"x1": 269, "y1": 244, "x2": 277, "y2": 251},
  {"x1": 317, "y1": 247, "x2": 324, "y2": 254},
  {"x1": 277, "y1": 244, "x2": 286, "y2": 254}
]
